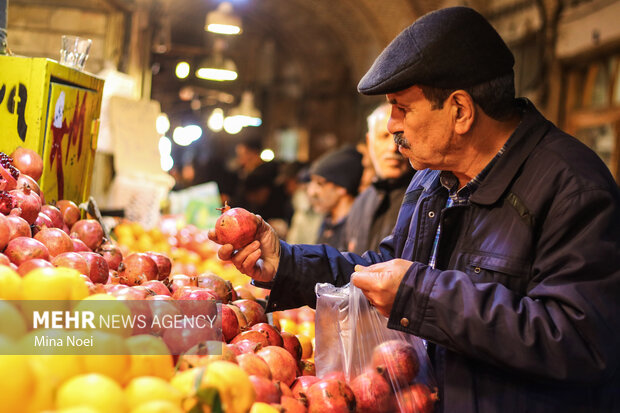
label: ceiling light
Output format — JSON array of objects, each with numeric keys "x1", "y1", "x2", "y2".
[
  {"x1": 205, "y1": 2, "x2": 242, "y2": 35},
  {"x1": 196, "y1": 58, "x2": 238, "y2": 81},
  {"x1": 227, "y1": 91, "x2": 262, "y2": 127},
  {"x1": 223, "y1": 117, "x2": 243, "y2": 134},
  {"x1": 260, "y1": 149, "x2": 275, "y2": 162},
  {"x1": 156, "y1": 113, "x2": 170, "y2": 134},
  {"x1": 175, "y1": 61, "x2": 190, "y2": 79},
  {"x1": 207, "y1": 108, "x2": 224, "y2": 132}
]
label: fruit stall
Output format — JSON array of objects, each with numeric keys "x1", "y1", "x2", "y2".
[{"x1": 0, "y1": 150, "x2": 436, "y2": 412}]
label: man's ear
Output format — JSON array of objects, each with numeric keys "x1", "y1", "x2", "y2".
[{"x1": 450, "y1": 90, "x2": 475, "y2": 135}]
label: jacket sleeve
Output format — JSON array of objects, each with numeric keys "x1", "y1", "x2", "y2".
[
  {"x1": 388, "y1": 187, "x2": 620, "y2": 383},
  {"x1": 264, "y1": 238, "x2": 396, "y2": 311}
]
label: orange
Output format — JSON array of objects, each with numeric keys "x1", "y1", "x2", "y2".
[
  {"x1": 125, "y1": 376, "x2": 182, "y2": 410},
  {"x1": 0, "y1": 338, "x2": 34, "y2": 413},
  {"x1": 80, "y1": 330, "x2": 131, "y2": 384},
  {"x1": 297, "y1": 334, "x2": 313, "y2": 359},
  {"x1": 297, "y1": 321, "x2": 315, "y2": 338},
  {"x1": 0, "y1": 265, "x2": 22, "y2": 300},
  {"x1": 278, "y1": 318, "x2": 298, "y2": 335},
  {"x1": 125, "y1": 335, "x2": 174, "y2": 381},
  {"x1": 22, "y1": 267, "x2": 89, "y2": 301},
  {"x1": 56, "y1": 373, "x2": 126, "y2": 413},
  {"x1": 130, "y1": 400, "x2": 183, "y2": 413}
]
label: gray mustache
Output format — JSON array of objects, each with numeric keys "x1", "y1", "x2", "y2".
[{"x1": 393, "y1": 132, "x2": 411, "y2": 149}]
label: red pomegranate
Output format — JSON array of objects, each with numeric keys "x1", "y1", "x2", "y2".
[
  {"x1": 34, "y1": 227, "x2": 74, "y2": 257},
  {"x1": 231, "y1": 330, "x2": 270, "y2": 349},
  {"x1": 79, "y1": 251, "x2": 109, "y2": 284},
  {"x1": 257, "y1": 346, "x2": 298, "y2": 387},
  {"x1": 10, "y1": 147, "x2": 43, "y2": 181},
  {"x1": 196, "y1": 272, "x2": 234, "y2": 303},
  {"x1": 232, "y1": 339, "x2": 263, "y2": 354},
  {"x1": 16, "y1": 174, "x2": 40, "y2": 197},
  {"x1": 39, "y1": 205, "x2": 64, "y2": 228},
  {"x1": 237, "y1": 352, "x2": 272, "y2": 379},
  {"x1": 70, "y1": 219, "x2": 104, "y2": 251},
  {"x1": 141, "y1": 280, "x2": 171, "y2": 296},
  {"x1": 277, "y1": 381, "x2": 294, "y2": 398},
  {"x1": 0, "y1": 191, "x2": 15, "y2": 215},
  {"x1": 213, "y1": 202, "x2": 259, "y2": 250},
  {"x1": 5, "y1": 214, "x2": 31, "y2": 240},
  {"x1": 72, "y1": 238, "x2": 91, "y2": 252},
  {"x1": 221, "y1": 303, "x2": 240, "y2": 342},
  {"x1": 4, "y1": 237, "x2": 50, "y2": 265},
  {"x1": 232, "y1": 299, "x2": 268, "y2": 327},
  {"x1": 144, "y1": 251, "x2": 172, "y2": 281},
  {"x1": 10, "y1": 187, "x2": 41, "y2": 224},
  {"x1": 0, "y1": 214, "x2": 9, "y2": 250},
  {"x1": 56, "y1": 200, "x2": 80, "y2": 227},
  {"x1": 251, "y1": 323, "x2": 283, "y2": 347},
  {"x1": 350, "y1": 369, "x2": 396, "y2": 413},
  {"x1": 298, "y1": 360, "x2": 316, "y2": 376},
  {"x1": 371, "y1": 340, "x2": 420, "y2": 388},
  {"x1": 323, "y1": 371, "x2": 347, "y2": 383},
  {"x1": 162, "y1": 317, "x2": 214, "y2": 355},
  {"x1": 118, "y1": 253, "x2": 158, "y2": 285},
  {"x1": 97, "y1": 242, "x2": 123, "y2": 271},
  {"x1": 281, "y1": 332, "x2": 303, "y2": 361},
  {"x1": 291, "y1": 376, "x2": 321, "y2": 399},
  {"x1": 398, "y1": 384, "x2": 438, "y2": 413},
  {"x1": 305, "y1": 379, "x2": 356, "y2": 413},
  {"x1": 227, "y1": 303, "x2": 249, "y2": 331},
  {"x1": 0, "y1": 253, "x2": 10, "y2": 266},
  {"x1": 168, "y1": 274, "x2": 197, "y2": 293},
  {"x1": 52, "y1": 252, "x2": 90, "y2": 275},
  {"x1": 17, "y1": 258, "x2": 54, "y2": 276},
  {"x1": 33, "y1": 212, "x2": 54, "y2": 234},
  {"x1": 280, "y1": 396, "x2": 308, "y2": 413},
  {"x1": 249, "y1": 375, "x2": 281, "y2": 404}
]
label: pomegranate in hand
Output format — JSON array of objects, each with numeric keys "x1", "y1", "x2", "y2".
[{"x1": 213, "y1": 202, "x2": 259, "y2": 250}]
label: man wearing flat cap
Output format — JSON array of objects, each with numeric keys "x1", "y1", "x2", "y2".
[{"x1": 210, "y1": 7, "x2": 620, "y2": 412}]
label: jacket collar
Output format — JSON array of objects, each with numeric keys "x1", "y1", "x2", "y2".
[{"x1": 470, "y1": 99, "x2": 552, "y2": 205}]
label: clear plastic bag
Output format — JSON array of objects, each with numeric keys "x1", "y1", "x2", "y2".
[{"x1": 315, "y1": 282, "x2": 438, "y2": 413}]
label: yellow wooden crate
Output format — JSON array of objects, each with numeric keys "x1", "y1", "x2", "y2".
[{"x1": 0, "y1": 56, "x2": 104, "y2": 204}]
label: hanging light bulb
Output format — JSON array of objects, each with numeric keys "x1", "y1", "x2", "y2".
[
  {"x1": 223, "y1": 116, "x2": 243, "y2": 134},
  {"x1": 205, "y1": 2, "x2": 242, "y2": 35},
  {"x1": 208, "y1": 108, "x2": 224, "y2": 132},
  {"x1": 226, "y1": 91, "x2": 262, "y2": 128},
  {"x1": 196, "y1": 39, "x2": 238, "y2": 82},
  {"x1": 175, "y1": 61, "x2": 190, "y2": 79}
]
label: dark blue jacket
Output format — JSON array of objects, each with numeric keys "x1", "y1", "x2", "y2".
[{"x1": 264, "y1": 101, "x2": 620, "y2": 413}]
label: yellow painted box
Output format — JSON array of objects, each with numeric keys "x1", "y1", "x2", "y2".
[{"x1": 0, "y1": 56, "x2": 104, "y2": 204}]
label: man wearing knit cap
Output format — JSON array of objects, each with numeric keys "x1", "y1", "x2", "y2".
[
  {"x1": 307, "y1": 146, "x2": 363, "y2": 249},
  {"x1": 210, "y1": 7, "x2": 620, "y2": 412}
]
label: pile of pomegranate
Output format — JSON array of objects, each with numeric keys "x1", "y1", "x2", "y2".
[{"x1": 1, "y1": 147, "x2": 439, "y2": 412}]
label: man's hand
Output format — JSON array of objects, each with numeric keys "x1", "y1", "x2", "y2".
[
  {"x1": 351, "y1": 259, "x2": 413, "y2": 317},
  {"x1": 208, "y1": 217, "x2": 280, "y2": 283}
]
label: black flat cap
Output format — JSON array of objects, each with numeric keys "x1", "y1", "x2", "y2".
[
  {"x1": 310, "y1": 146, "x2": 363, "y2": 195},
  {"x1": 358, "y1": 7, "x2": 514, "y2": 95}
]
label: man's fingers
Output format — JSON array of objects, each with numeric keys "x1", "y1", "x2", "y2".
[
  {"x1": 241, "y1": 248, "x2": 262, "y2": 275},
  {"x1": 351, "y1": 271, "x2": 377, "y2": 291},
  {"x1": 217, "y1": 244, "x2": 234, "y2": 261},
  {"x1": 230, "y1": 241, "x2": 260, "y2": 267}
]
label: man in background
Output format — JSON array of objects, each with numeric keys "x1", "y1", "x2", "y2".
[
  {"x1": 345, "y1": 103, "x2": 415, "y2": 254},
  {"x1": 307, "y1": 146, "x2": 363, "y2": 249}
]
